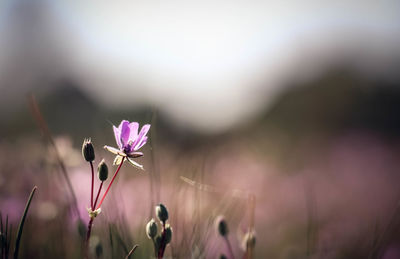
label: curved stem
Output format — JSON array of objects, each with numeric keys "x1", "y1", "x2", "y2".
[
  {"x1": 14, "y1": 186, "x2": 37, "y2": 259},
  {"x1": 93, "y1": 182, "x2": 104, "y2": 209},
  {"x1": 96, "y1": 157, "x2": 125, "y2": 210},
  {"x1": 224, "y1": 236, "x2": 235, "y2": 259},
  {"x1": 90, "y1": 162, "x2": 94, "y2": 210}
]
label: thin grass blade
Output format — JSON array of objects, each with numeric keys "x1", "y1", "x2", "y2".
[
  {"x1": 125, "y1": 244, "x2": 139, "y2": 259},
  {"x1": 13, "y1": 186, "x2": 37, "y2": 259}
]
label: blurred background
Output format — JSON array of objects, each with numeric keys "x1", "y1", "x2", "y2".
[{"x1": 1, "y1": 0, "x2": 400, "y2": 258}]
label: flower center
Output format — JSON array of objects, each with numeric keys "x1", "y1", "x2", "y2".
[{"x1": 124, "y1": 140, "x2": 134, "y2": 153}]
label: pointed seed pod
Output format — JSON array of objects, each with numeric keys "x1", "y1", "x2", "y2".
[
  {"x1": 97, "y1": 159, "x2": 108, "y2": 181},
  {"x1": 164, "y1": 225, "x2": 172, "y2": 244},
  {"x1": 215, "y1": 216, "x2": 228, "y2": 237},
  {"x1": 155, "y1": 204, "x2": 168, "y2": 222},
  {"x1": 146, "y1": 219, "x2": 158, "y2": 239},
  {"x1": 77, "y1": 219, "x2": 86, "y2": 239},
  {"x1": 95, "y1": 242, "x2": 103, "y2": 258},
  {"x1": 242, "y1": 231, "x2": 256, "y2": 250},
  {"x1": 82, "y1": 138, "x2": 95, "y2": 162}
]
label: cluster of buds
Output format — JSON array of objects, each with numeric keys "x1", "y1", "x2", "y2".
[
  {"x1": 82, "y1": 139, "x2": 109, "y2": 218},
  {"x1": 215, "y1": 216, "x2": 233, "y2": 259},
  {"x1": 146, "y1": 204, "x2": 173, "y2": 259},
  {"x1": 215, "y1": 216, "x2": 256, "y2": 259}
]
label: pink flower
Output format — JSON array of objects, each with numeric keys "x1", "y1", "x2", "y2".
[{"x1": 104, "y1": 120, "x2": 150, "y2": 170}]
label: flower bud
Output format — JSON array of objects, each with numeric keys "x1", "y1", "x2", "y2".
[
  {"x1": 77, "y1": 219, "x2": 86, "y2": 239},
  {"x1": 155, "y1": 204, "x2": 168, "y2": 222},
  {"x1": 241, "y1": 231, "x2": 256, "y2": 251},
  {"x1": 97, "y1": 159, "x2": 108, "y2": 181},
  {"x1": 95, "y1": 242, "x2": 103, "y2": 258},
  {"x1": 146, "y1": 219, "x2": 158, "y2": 239},
  {"x1": 82, "y1": 138, "x2": 95, "y2": 162},
  {"x1": 164, "y1": 225, "x2": 172, "y2": 244},
  {"x1": 215, "y1": 216, "x2": 228, "y2": 237}
]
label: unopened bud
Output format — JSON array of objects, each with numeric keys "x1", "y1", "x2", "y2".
[
  {"x1": 164, "y1": 225, "x2": 172, "y2": 244},
  {"x1": 82, "y1": 138, "x2": 95, "y2": 162},
  {"x1": 155, "y1": 204, "x2": 169, "y2": 222},
  {"x1": 242, "y1": 231, "x2": 256, "y2": 250},
  {"x1": 97, "y1": 159, "x2": 108, "y2": 181},
  {"x1": 77, "y1": 220, "x2": 86, "y2": 239},
  {"x1": 146, "y1": 219, "x2": 158, "y2": 239},
  {"x1": 95, "y1": 242, "x2": 103, "y2": 258},
  {"x1": 215, "y1": 216, "x2": 228, "y2": 237}
]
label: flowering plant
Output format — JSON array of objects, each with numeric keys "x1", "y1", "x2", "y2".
[
  {"x1": 82, "y1": 120, "x2": 150, "y2": 258},
  {"x1": 104, "y1": 120, "x2": 151, "y2": 170}
]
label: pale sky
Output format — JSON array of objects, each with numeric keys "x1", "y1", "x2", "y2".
[{"x1": 0, "y1": 0, "x2": 399, "y2": 132}]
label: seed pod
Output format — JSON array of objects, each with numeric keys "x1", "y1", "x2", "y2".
[
  {"x1": 155, "y1": 204, "x2": 169, "y2": 222},
  {"x1": 77, "y1": 219, "x2": 86, "y2": 239},
  {"x1": 95, "y1": 242, "x2": 103, "y2": 258},
  {"x1": 97, "y1": 159, "x2": 108, "y2": 181},
  {"x1": 242, "y1": 231, "x2": 256, "y2": 251},
  {"x1": 164, "y1": 225, "x2": 172, "y2": 244},
  {"x1": 215, "y1": 216, "x2": 228, "y2": 237},
  {"x1": 146, "y1": 219, "x2": 158, "y2": 239},
  {"x1": 82, "y1": 138, "x2": 95, "y2": 162}
]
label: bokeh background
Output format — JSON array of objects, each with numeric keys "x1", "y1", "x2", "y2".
[{"x1": 1, "y1": 0, "x2": 400, "y2": 258}]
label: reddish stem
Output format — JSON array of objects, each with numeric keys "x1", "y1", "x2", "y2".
[
  {"x1": 96, "y1": 157, "x2": 125, "y2": 209},
  {"x1": 90, "y1": 162, "x2": 94, "y2": 210},
  {"x1": 224, "y1": 236, "x2": 235, "y2": 259},
  {"x1": 93, "y1": 182, "x2": 103, "y2": 209},
  {"x1": 158, "y1": 221, "x2": 166, "y2": 259},
  {"x1": 85, "y1": 217, "x2": 94, "y2": 259}
]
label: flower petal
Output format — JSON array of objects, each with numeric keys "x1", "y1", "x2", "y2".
[
  {"x1": 104, "y1": 145, "x2": 119, "y2": 155},
  {"x1": 104, "y1": 146, "x2": 126, "y2": 156},
  {"x1": 113, "y1": 155, "x2": 124, "y2": 165},
  {"x1": 127, "y1": 151, "x2": 143, "y2": 158},
  {"x1": 113, "y1": 126, "x2": 122, "y2": 149},
  {"x1": 134, "y1": 136, "x2": 148, "y2": 151},
  {"x1": 128, "y1": 122, "x2": 139, "y2": 143},
  {"x1": 119, "y1": 120, "x2": 130, "y2": 147},
  {"x1": 127, "y1": 157, "x2": 144, "y2": 170},
  {"x1": 132, "y1": 124, "x2": 151, "y2": 149}
]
